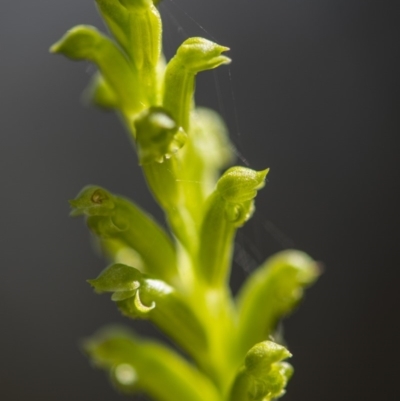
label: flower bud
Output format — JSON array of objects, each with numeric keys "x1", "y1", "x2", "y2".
[
  {"x1": 217, "y1": 167, "x2": 269, "y2": 203},
  {"x1": 198, "y1": 168, "x2": 268, "y2": 286},
  {"x1": 50, "y1": 25, "x2": 141, "y2": 113},
  {"x1": 229, "y1": 341, "x2": 293, "y2": 401},
  {"x1": 236, "y1": 250, "x2": 320, "y2": 358},
  {"x1": 163, "y1": 37, "x2": 230, "y2": 131},
  {"x1": 69, "y1": 187, "x2": 115, "y2": 217},
  {"x1": 245, "y1": 341, "x2": 292, "y2": 375},
  {"x1": 174, "y1": 37, "x2": 230, "y2": 73}
]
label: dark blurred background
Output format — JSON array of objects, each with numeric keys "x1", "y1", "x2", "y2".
[{"x1": 1, "y1": 0, "x2": 399, "y2": 400}]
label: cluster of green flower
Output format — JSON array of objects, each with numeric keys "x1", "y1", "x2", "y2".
[{"x1": 52, "y1": 1, "x2": 319, "y2": 400}]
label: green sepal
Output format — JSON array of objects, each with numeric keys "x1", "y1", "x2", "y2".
[
  {"x1": 135, "y1": 107, "x2": 187, "y2": 165},
  {"x1": 88, "y1": 263, "x2": 142, "y2": 293},
  {"x1": 228, "y1": 341, "x2": 293, "y2": 401},
  {"x1": 163, "y1": 37, "x2": 230, "y2": 131},
  {"x1": 121, "y1": 0, "x2": 161, "y2": 70},
  {"x1": 83, "y1": 72, "x2": 118, "y2": 109},
  {"x1": 84, "y1": 327, "x2": 220, "y2": 401},
  {"x1": 119, "y1": 0, "x2": 162, "y2": 103},
  {"x1": 217, "y1": 167, "x2": 268, "y2": 203},
  {"x1": 171, "y1": 37, "x2": 231, "y2": 73},
  {"x1": 96, "y1": 0, "x2": 162, "y2": 71},
  {"x1": 50, "y1": 25, "x2": 141, "y2": 114},
  {"x1": 95, "y1": 0, "x2": 130, "y2": 53},
  {"x1": 70, "y1": 186, "x2": 178, "y2": 284},
  {"x1": 198, "y1": 168, "x2": 268, "y2": 287},
  {"x1": 236, "y1": 250, "x2": 320, "y2": 359}
]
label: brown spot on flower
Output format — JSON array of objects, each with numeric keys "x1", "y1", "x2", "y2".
[{"x1": 91, "y1": 189, "x2": 107, "y2": 204}]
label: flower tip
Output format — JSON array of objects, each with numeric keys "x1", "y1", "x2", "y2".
[
  {"x1": 174, "y1": 37, "x2": 232, "y2": 72},
  {"x1": 217, "y1": 166, "x2": 269, "y2": 203},
  {"x1": 257, "y1": 167, "x2": 270, "y2": 186},
  {"x1": 69, "y1": 198, "x2": 85, "y2": 216},
  {"x1": 245, "y1": 341, "x2": 292, "y2": 372},
  {"x1": 261, "y1": 167, "x2": 270, "y2": 177},
  {"x1": 219, "y1": 55, "x2": 232, "y2": 65},
  {"x1": 49, "y1": 42, "x2": 60, "y2": 54},
  {"x1": 87, "y1": 278, "x2": 104, "y2": 294}
]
